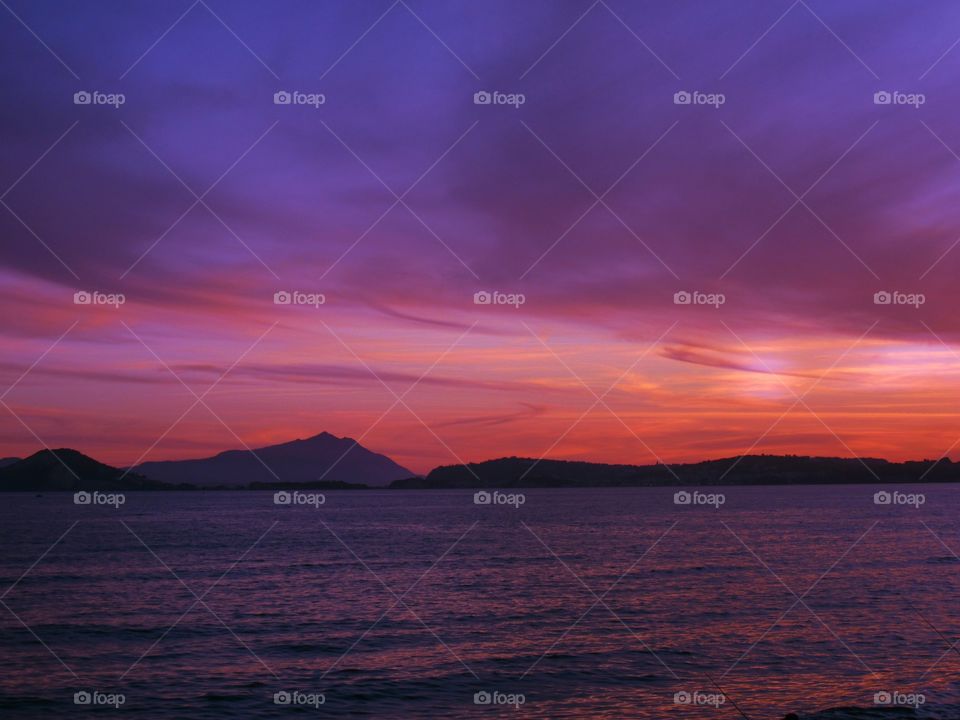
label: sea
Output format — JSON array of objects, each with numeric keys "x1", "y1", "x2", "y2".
[{"x1": 0, "y1": 485, "x2": 958, "y2": 719}]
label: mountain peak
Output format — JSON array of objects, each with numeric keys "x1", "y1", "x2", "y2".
[
  {"x1": 302, "y1": 431, "x2": 338, "y2": 442},
  {"x1": 135, "y1": 432, "x2": 412, "y2": 487}
]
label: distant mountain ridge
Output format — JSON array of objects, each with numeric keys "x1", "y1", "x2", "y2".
[
  {"x1": 2, "y1": 444, "x2": 957, "y2": 492},
  {"x1": 390, "y1": 454, "x2": 957, "y2": 489},
  {"x1": 134, "y1": 432, "x2": 414, "y2": 487}
]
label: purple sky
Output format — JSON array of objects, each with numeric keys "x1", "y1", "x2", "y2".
[{"x1": 3, "y1": 0, "x2": 960, "y2": 472}]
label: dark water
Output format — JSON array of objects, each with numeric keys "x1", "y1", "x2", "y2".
[{"x1": 0, "y1": 486, "x2": 958, "y2": 719}]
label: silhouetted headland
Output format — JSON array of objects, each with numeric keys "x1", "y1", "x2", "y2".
[{"x1": 0, "y1": 449, "x2": 181, "y2": 491}]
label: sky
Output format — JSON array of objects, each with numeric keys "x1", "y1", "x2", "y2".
[{"x1": 2, "y1": 0, "x2": 960, "y2": 474}]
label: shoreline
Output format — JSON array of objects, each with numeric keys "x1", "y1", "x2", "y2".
[{"x1": 2, "y1": 479, "x2": 956, "y2": 493}]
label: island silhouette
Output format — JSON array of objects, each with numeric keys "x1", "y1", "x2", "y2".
[{"x1": 133, "y1": 431, "x2": 412, "y2": 487}]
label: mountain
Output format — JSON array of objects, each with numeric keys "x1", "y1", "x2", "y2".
[
  {"x1": 0, "y1": 449, "x2": 175, "y2": 491},
  {"x1": 0, "y1": 457, "x2": 20, "y2": 468},
  {"x1": 390, "y1": 454, "x2": 955, "y2": 489},
  {"x1": 134, "y1": 432, "x2": 414, "y2": 487}
]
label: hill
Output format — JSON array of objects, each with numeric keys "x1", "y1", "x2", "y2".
[{"x1": 0, "y1": 449, "x2": 179, "y2": 491}]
